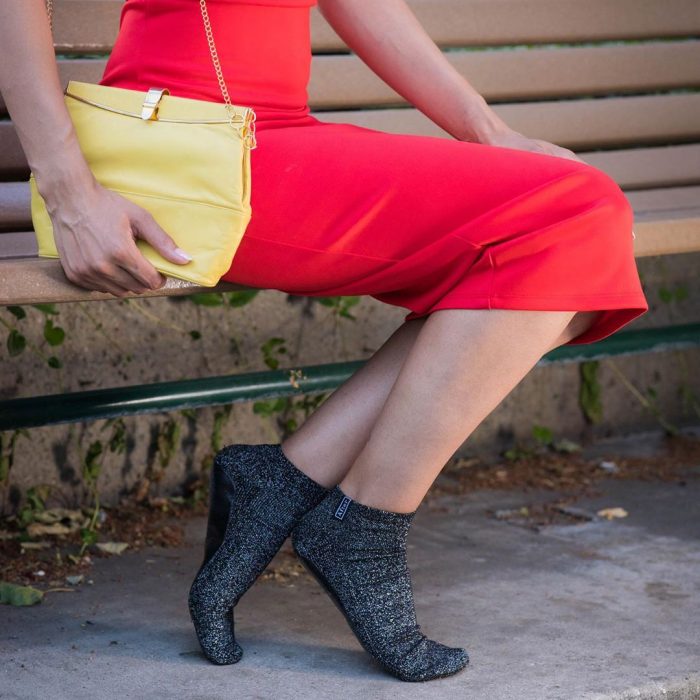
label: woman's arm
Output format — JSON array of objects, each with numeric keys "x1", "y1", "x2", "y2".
[
  {"x1": 0, "y1": 0, "x2": 190, "y2": 295},
  {"x1": 0, "y1": 0, "x2": 95, "y2": 203},
  {"x1": 316, "y1": 0, "x2": 583, "y2": 161}
]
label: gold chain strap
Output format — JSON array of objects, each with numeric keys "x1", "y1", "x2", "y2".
[{"x1": 44, "y1": 0, "x2": 256, "y2": 147}]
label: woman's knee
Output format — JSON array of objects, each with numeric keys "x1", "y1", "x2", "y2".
[{"x1": 577, "y1": 164, "x2": 634, "y2": 233}]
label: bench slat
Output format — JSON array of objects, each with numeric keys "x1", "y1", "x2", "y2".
[
  {"x1": 625, "y1": 185, "x2": 700, "y2": 215},
  {"x1": 41, "y1": 0, "x2": 122, "y2": 53},
  {"x1": 308, "y1": 41, "x2": 700, "y2": 109},
  {"x1": 4, "y1": 40, "x2": 699, "y2": 117},
  {"x1": 313, "y1": 94, "x2": 700, "y2": 150},
  {"x1": 3, "y1": 94, "x2": 699, "y2": 177},
  {"x1": 3, "y1": 146, "x2": 700, "y2": 233},
  {"x1": 584, "y1": 145, "x2": 700, "y2": 191},
  {"x1": 0, "y1": 182, "x2": 30, "y2": 231},
  {"x1": 0, "y1": 232, "x2": 36, "y2": 258},
  {"x1": 0, "y1": 257, "x2": 249, "y2": 306},
  {"x1": 311, "y1": 0, "x2": 700, "y2": 50},
  {"x1": 43, "y1": 0, "x2": 700, "y2": 53},
  {"x1": 0, "y1": 124, "x2": 30, "y2": 180},
  {"x1": 628, "y1": 190, "x2": 700, "y2": 254},
  {"x1": 632, "y1": 216, "x2": 700, "y2": 258},
  {"x1": 0, "y1": 59, "x2": 106, "y2": 116}
]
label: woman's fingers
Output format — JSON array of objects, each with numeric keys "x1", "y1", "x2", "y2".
[
  {"x1": 62, "y1": 258, "x2": 134, "y2": 297},
  {"x1": 50, "y1": 184, "x2": 180, "y2": 296},
  {"x1": 535, "y1": 139, "x2": 586, "y2": 164},
  {"x1": 99, "y1": 263, "x2": 152, "y2": 295},
  {"x1": 481, "y1": 128, "x2": 586, "y2": 164},
  {"x1": 112, "y1": 237, "x2": 167, "y2": 291},
  {"x1": 60, "y1": 237, "x2": 153, "y2": 295}
]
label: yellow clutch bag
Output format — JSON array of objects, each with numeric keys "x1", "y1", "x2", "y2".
[{"x1": 30, "y1": 0, "x2": 257, "y2": 288}]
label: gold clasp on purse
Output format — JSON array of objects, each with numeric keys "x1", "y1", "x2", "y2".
[
  {"x1": 242, "y1": 110, "x2": 258, "y2": 150},
  {"x1": 141, "y1": 88, "x2": 170, "y2": 121}
]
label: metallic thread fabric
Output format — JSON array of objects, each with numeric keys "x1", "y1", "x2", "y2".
[
  {"x1": 291, "y1": 485, "x2": 469, "y2": 682},
  {"x1": 188, "y1": 442, "x2": 328, "y2": 664}
]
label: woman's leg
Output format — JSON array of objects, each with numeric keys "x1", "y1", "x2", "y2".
[
  {"x1": 337, "y1": 307, "x2": 598, "y2": 512},
  {"x1": 289, "y1": 307, "x2": 600, "y2": 681},
  {"x1": 280, "y1": 316, "x2": 426, "y2": 487},
  {"x1": 227, "y1": 124, "x2": 643, "y2": 497},
  {"x1": 281, "y1": 308, "x2": 600, "y2": 495}
]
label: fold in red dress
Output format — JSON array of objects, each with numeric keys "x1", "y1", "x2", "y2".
[{"x1": 100, "y1": 0, "x2": 649, "y2": 345}]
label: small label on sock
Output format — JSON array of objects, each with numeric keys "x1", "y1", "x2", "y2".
[{"x1": 334, "y1": 495, "x2": 352, "y2": 520}]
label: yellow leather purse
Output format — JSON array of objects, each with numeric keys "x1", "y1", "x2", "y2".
[{"x1": 29, "y1": 0, "x2": 257, "y2": 288}]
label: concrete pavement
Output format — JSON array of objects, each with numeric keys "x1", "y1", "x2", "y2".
[{"x1": 2, "y1": 441, "x2": 699, "y2": 699}]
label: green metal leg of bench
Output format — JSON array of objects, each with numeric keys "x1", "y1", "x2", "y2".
[{"x1": 1, "y1": 323, "x2": 699, "y2": 432}]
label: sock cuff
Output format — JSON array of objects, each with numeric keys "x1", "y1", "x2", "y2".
[
  {"x1": 214, "y1": 443, "x2": 328, "y2": 523},
  {"x1": 327, "y1": 484, "x2": 417, "y2": 527}
]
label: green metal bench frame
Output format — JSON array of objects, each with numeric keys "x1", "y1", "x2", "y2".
[{"x1": 2, "y1": 323, "x2": 699, "y2": 432}]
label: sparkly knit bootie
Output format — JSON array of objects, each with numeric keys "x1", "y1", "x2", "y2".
[
  {"x1": 291, "y1": 485, "x2": 469, "y2": 682},
  {"x1": 188, "y1": 443, "x2": 328, "y2": 665}
]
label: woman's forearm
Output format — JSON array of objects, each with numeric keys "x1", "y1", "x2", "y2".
[
  {"x1": 316, "y1": 0, "x2": 508, "y2": 143},
  {"x1": 0, "y1": 0, "x2": 94, "y2": 205}
]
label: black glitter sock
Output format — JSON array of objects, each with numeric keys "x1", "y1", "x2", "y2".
[
  {"x1": 188, "y1": 442, "x2": 328, "y2": 664},
  {"x1": 291, "y1": 485, "x2": 469, "y2": 682}
]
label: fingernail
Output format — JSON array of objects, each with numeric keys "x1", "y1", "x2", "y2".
[{"x1": 174, "y1": 247, "x2": 193, "y2": 262}]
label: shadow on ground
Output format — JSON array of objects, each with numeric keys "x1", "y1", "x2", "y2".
[{"x1": 2, "y1": 430, "x2": 700, "y2": 700}]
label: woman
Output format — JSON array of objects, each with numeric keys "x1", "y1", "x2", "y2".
[{"x1": 0, "y1": 0, "x2": 648, "y2": 683}]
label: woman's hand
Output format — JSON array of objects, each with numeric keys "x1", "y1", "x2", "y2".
[
  {"x1": 476, "y1": 125, "x2": 587, "y2": 165},
  {"x1": 0, "y1": 3, "x2": 191, "y2": 298},
  {"x1": 0, "y1": 2, "x2": 192, "y2": 297},
  {"x1": 45, "y1": 178, "x2": 193, "y2": 298}
]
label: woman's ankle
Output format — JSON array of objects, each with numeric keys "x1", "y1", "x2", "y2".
[
  {"x1": 336, "y1": 477, "x2": 421, "y2": 514},
  {"x1": 279, "y1": 439, "x2": 337, "y2": 489}
]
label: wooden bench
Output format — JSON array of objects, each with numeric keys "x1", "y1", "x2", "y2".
[{"x1": 2, "y1": 0, "x2": 700, "y2": 430}]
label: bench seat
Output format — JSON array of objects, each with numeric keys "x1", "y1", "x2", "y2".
[
  {"x1": 2, "y1": 184, "x2": 699, "y2": 305},
  {"x1": 0, "y1": 0, "x2": 699, "y2": 431}
]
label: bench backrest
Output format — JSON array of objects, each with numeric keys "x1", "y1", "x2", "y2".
[{"x1": 1, "y1": 0, "x2": 699, "y2": 304}]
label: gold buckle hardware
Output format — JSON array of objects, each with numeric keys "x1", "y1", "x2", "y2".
[
  {"x1": 141, "y1": 88, "x2": 170, "y2": 121},
  {"x1": 242, "y1": 109, "x2": 258, "y2": 150}
]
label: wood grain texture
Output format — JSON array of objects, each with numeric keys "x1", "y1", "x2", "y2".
[
  {"x1": 4, "y1": 40, "x2": 700, "y2": 116},
  {"x1": 40, "y1": 0, "x2": 700, "y2": 52}
]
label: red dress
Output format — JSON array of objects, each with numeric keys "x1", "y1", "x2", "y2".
[{"x1": 100, "y1": 0, "x2": 648, "y2": 345}]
